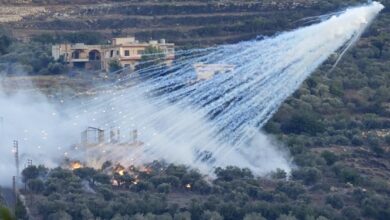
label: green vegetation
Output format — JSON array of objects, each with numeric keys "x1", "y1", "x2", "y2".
[
  {"x1": 0, "y1": 206, "x2": 14, "y2": 220},
  {"x1": 1, "y1": 0, "x2": 389, "y2": 219},
  {"x1": 0, "y1": 31, "x2": 105, "y2": 75},
  {"x1": 0, "y1": 33, "x2": 67, "y2": 75},
  {"x1": 31, "y1": 32, "x2": 104, "y2": 45},
  {"x1": 0, "y1": 29, "x2": 12, "y2": 56},
  {"x1": 135, "y1": 46, "x2": 166, "y2": 72},
  {"x1": 20, "y1": 162, "x2": 390, "y2": 220},
  {"x1": 109, "y1": 59, "x2": 123, "y2": 73}
]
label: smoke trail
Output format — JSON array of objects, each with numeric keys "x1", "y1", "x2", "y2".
[
  {"x1": 0, "y1": 2, "x2": 384, "y2": 185},
  {"x1": 75, "y1": 1, "x2": 383, "y2": 174}
]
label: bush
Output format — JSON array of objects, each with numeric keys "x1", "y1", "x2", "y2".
[
  {"x1": 281, "y1": 113, "x2": 325, "y2": 135},
  {"x1": 109, "y1": 59, "x2": 122, "y2": 73},
  {"x1": 333, "y1": 165, "x2": 361, "y2": 185},
  {"x1": 243, "y1": 212, "x2": 266, "y2": 220},
  {"x1": 271, "y1": 168, "x2": 287, "y2": 180},
  {"x1": 276, "y1": 182, "x2": 305, "y2": 200},
  {"x1": 351, "y1": 135, "x2": 364, "y2": 146},
  {"x1": 150, "y1": 175, "x2": 180, "y2": 188},
  {"x1": 135, "y1": 46, "x2": 166, "y2": 71},
  {"x1": 362, "y1": 194, "x2": 390, "y2": 220},
  {"x1": 326, "y1": 195, "x2": 344, "y2": 209},
  {"x1": 321, "y1": 151, "x2": 338, "y2": 166},
  {"x1": 48, "y1": 62, "x2": 67, "y2": 74},
  {"x1": 32, "y1": 32, "x2": 103, "y2": 45},
  {"x1": 385, "y1": 135, "x2": 390, "y2": 145},
  {"x1": 276, "y1": 214, "x2": 297, "y2": 220},
  {"x1": 0, "y1": 205, "x2": 14, "y2": 220},
  {"x1": 341, "y1": 207, "x2": 360, "y2": 220},
  {"x1": 14, "y1": 198, "x2": 27, "y2": 220},
  {"x1": 215, "y1": 166, "x2": 253, "y2": 182},
  {"x1": 157, "y1": 183, "x2": 172, "y2": 194},
  {"x1": 0, "y1": 34, "x2": 12, "y2": 55},
  {"x1": 130, "y1": 181, "x2": 154, "y2": 192},
  {"x1": 174, "y1": 211, "x2": 191, "y2": 220},
  {"x1": 47, "y1": 211, "x2": 72, "y2": 220},
  {"x1": 292, "y1": 167, "x2": 321, "y2": 185},
  {"x1": 28, "y1": 179, "x2": 45, "y2": 193}
]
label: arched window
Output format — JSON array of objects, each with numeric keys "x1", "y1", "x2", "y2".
[{"x1": 89, "y1": 50, "x2": 101, "y2": 61}]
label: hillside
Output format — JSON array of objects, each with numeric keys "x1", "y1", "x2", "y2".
[
  {"x1": 0, "y1": 0, "x2": 381, "y2": 47},
  {"x1": 0, "y1": 1, "x2": 390, "y2": 220}
]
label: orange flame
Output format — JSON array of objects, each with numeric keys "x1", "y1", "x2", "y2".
[
  {"x1": 114, "y1": 164, "x2": 126, "y2": 176},
  {"x1": 70, "y1": 161, "x2": 83, "y2": 170}
]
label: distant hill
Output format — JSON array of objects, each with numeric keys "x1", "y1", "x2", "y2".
[{"x1": 0, "y1": 0, "x2": 373, "y2": 47}]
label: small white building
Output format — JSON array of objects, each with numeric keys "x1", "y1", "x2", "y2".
[{"x1": 193, "y1": 63, "x2": 235, "y2": 81}]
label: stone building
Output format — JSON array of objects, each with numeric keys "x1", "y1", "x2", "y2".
[{"x1": 52, "y1": 37, "x2": 175, "y2": 72}]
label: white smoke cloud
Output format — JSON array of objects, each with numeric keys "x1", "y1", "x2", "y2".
[
  {"x1": 0, "y1": 1, "x2": 384, "y2": 186},
  {"x1": 0, "y1": 76, "x2": 87, "y2": 186}
]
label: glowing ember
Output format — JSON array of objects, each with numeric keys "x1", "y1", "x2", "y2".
[
  {"x1": 111, "y1": 179, "x2": 119, "y2": 186},
  {"x1": 114, "y1": 164, "x2": 126, "y2": 176},
  {"x1": 70, "y1": 161, "x2": 83, "y2": 170},
  {"x1": 139, "y1": 166, "x2": 152, "y2": 174}
]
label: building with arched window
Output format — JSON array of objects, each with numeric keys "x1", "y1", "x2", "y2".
[{"x1": 52, "y1": 37, "x2": 175, "y2": 72}]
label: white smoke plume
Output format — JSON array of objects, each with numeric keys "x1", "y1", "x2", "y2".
[
  {"x1": 0, "y1": 77, "x2": 88, "y2": 186},
  {"x1": 0, "y1": 2, "x2": 384, "y2": 186}
]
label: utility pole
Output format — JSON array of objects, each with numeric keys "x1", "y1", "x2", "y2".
[
  {"x1": 13, "y1": 140, "x2": 19, "y2": 184},
  {"x1": 12, "y1": 176, "x2": 16, "y2": 198}
]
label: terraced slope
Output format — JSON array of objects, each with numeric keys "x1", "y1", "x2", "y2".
[{"x1": 0, "y1": 0, "x2": 364, "y2": 46}]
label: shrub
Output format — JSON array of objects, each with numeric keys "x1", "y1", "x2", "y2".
[
  {"x1": 321, "y1": 151, "x2": 338, "y2": 165},
  {"x1": 333, "y1": 165, "x2": 361, "y2": 185},
  {"x1": 385, "y1": 135, "x2": 390, "y2": 145},
  {"x1": 201, "y1": 211, "x2": 223, "y2": 220},
  {"x1": 276, "y1": 213, "x2": 298, "y2": 220},
  {"x1": 109, "y1": 59, "x2": 122, "y2": 73},
  {"x1": 292, "y1": 167, "x2": 321, "y2": 185},
  {"x1": 351, "y1": 135, "x2": 364, "y2": 146},
  {"x1": 135, "y1": 46, "x2": 166, "y2": 71},
  {"x1": 215, "y1": 166, "x2": 254, "y2": 182},
  {"x1": 271, "y1": 168, "x2": 287, "y2": 180},
  {"x1": 14, "y1": 198, "x2": 27, "y2": 220},
  {"x1": 0, "y1": 205, "x2": 14, "y2": 220},
  {"x1": 243, "y1": 212, "x2": 267, "y2": 220},
  {"x1": 362, "y1": 194, "x2": 390, "y2": 220},
  {"x1": 326, "y1": 195, "x2": 344, "y2": 209},
  {"x1": 276, "y1": 182, "x2": 305, "y2": 200},
  {"x1": 341, "y1": 207, "x2": 360, "y2": 220},
  {"x1": 174, "y1": 211, "x2": 191, "y2": 220},
  {"x1": 281, "y1": 113, "x2": 325, "y2": 135},
  {"x1": 28, "y1": 179, "x2": 45, "y2": 193},
  {"x1": 0, "y1": 34, "x2": 12, "y2": 55},
  {"x1": 157, "y1": 183, "x2": 172, "y2": 194},
  {"x1": 48, "y1": 62, "x2": 67, "y2": 74}
]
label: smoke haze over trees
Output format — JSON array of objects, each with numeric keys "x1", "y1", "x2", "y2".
[{"x1": 0, "y1": 1, "x2": 389, "y2": 220}]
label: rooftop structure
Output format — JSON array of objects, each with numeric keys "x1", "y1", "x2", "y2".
[{"x1": 193, "y1": 63, "x2": 235, "y2": 81}]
